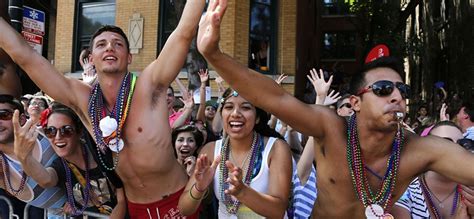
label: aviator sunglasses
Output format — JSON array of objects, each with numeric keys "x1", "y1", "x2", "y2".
[
  {"x1": 357, "y1": 80, "x2": 411, "y2": 99},
  {"x1": 44, "y1": 125, "x2": 75, "y2": 138},
  {"x1": 0, "y1": 109, "x2": 14, "y2": 120}
]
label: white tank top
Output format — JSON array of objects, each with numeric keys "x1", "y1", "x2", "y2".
[{"x1": 213, "y1": 137, "x2": 277, "y2": 218}]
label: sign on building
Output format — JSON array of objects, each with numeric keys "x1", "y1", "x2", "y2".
[
  {"x1": 22, "y1": 31, "x2": 43, "y2": 54},
  {"x1": 22, "y1": 6, "x2": 45, "y2": 54}
]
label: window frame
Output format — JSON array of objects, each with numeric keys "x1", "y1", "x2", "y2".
[
  {"x1": 72, "y1": 0, "x2": 115, "y2": 72},
  {"x1": 248, "y1": 0, "x2": 278, "y2": 75}
]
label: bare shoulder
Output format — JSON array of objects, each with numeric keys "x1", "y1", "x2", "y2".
[{"x1": 198, "y1": 141, "x2": 217, "y2": 159}]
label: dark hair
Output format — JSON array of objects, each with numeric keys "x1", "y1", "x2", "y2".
[
  {"x1": 172, "y1": 125, "x2": 204, "y2": 159},
  {"x1": 89, "y1": 25, "x2": 130, "y2": 53},
  {"x1": 220, "y1": 88, "x2": 284, "y2": 140},
  {"x1": 45, "y1": 102, "x2": 83, "y2": 133},
  {"x1": 0, "y1": 94, "x2": 24, "y2": 113},
  {"x1": 428, "y1": 121, "x2": 463, "y2": 134},
  {"x1": 349, "y1": 56, "x2": 405, "y2": 95}
]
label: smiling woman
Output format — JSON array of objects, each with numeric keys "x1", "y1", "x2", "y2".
[{"x1": 14, "y1": 102, "x2": 120, "y2": 216}]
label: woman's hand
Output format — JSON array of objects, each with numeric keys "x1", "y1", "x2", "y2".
[{"x1": 194, "y1": 154, "x2": 220, "y2": 192}]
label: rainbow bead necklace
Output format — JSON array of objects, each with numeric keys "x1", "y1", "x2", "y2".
[
  {"x1": 219, "y1": 131, "x2": 261, "y2": 214},
  {"x1": 0, "y1": 152, "x2": 27, "y2": 196},
  {"x1": 88, "y1": 72, "x2": 137, "y2": 170},
  {"x1": 419, "y1": 175, "x2": 461, "y2": 218},
  {"x1": 61, "y1": 142, "x2": 91, "y2": 216},
  {"x1": 346, "y1": 114, "x2": 404, "y2": 215}
]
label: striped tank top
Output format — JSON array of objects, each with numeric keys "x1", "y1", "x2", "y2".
[{"x1": 3, "y1": 133, "x2": 66, "y2": 209}]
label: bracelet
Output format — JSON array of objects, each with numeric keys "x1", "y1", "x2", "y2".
[
  {"x1": 193, "y1": 183, "x2": 207, "y2": 193},
  {"x1": 189, "y1": 183, "x2": 209, "y2": 201}
]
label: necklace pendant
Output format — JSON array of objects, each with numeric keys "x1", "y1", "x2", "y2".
[
  {"x1": 365, "y1": 204, "x2": 384, "y2": 219},
  {"x1": 382, "y1": 213, "x2": 394, "y2": 219},
  {"x1": 108, "y1": 138, "x2": 124, "y2": 153},
  {"x1": 439, "y1": 203, "x2": 444, "y2": 208}
]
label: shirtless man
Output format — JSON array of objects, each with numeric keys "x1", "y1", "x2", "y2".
[
  {"x1": 0, "y1": 0, "x2": 206, "y2": 217},
  {"x1": 196, "y1": 1, "x2": 474, "y2": 217}
]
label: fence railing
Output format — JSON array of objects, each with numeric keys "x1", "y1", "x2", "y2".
[{"x1": 0, "y1": 195, "x2": 109, "y2": 219}]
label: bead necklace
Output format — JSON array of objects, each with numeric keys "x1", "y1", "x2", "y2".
[
  {"x1": 88, "y1": 73, "x2": 137, "y2": 170},
  {"x1": 61, "y1": 143, "x2": 91, "y2": 216},
  {"x1": 219, "y1": 131, "x2": 261, "y2": 214},
  {"x1": 419, "y1": 175, "x2": 460, "y2": 218},
  {"x1": 0, "y1": 152, "x2": 27, "y2": 196},
  {"x1": 346, "y1": 114, "x2": 404, "y2": 217}
]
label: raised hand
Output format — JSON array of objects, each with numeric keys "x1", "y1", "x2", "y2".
[
  {"x1": 179, "y1": 91, "x2": 194, "y2": 110},
  {"x1": 12, "y1": 110, "x2": 38, "y2": 162},
  {"x1": 440, "y1": 103, "x2": 450, "y2": 121},
  {"x1": 198, "y1": 69, "x2": 209, "y2": 83},
  {"x1": 81, "y1": 58, "x2": 96, "y2": 84},
  {"x1": 224, "y1": 160, "x2": 247, "y2": 199},
  {"x1": 194, "y1": 154, "x2": 220, "y2": 192},
  {"x1": 323, "y1": 90, "x2": 341, "y2": 106},
  {"x1": 307, "y1": 68, "x2": 333, "y2": 97},
  {"x1": 197, "y1": 0, "x2": 228, "y2": 57},
  {"x1": 275, "y1": 73, "x2": 288, "y2": 85}
]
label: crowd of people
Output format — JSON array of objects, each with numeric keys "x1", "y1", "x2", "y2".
[{"x1": 0, "y1": 0, "x2": 473, "y2": 218}]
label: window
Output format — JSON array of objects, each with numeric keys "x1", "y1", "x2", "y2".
[
  {"x1": 73, "y1": 0, "x2": 115, "y2": 72},
  {"x1": 322, "y1": 0, "x2": 355, "y2": 16},
  {"x1": 248, "y1": 0, "x2": 277, "y2": 74},
  {"x1": 321, "y1": 32, "x2": 356, "y2": 59}
]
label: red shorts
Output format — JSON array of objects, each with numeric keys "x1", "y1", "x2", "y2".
[{"x1": 127, "y1": 187, "x2": 199, "y2": 219}]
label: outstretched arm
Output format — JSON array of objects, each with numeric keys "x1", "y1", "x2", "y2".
[
  {"x1": 197, "y1": 0, "x2": 335, "y2": 138},
  {"x1": 423, "y1": 136, "x2": 474, "y2": 185},
  {"x1": 0, "y1": 3, "x2": 22, "y2": 97},
  {"x1": 143, "y1": 0, "x2": 206, "y2": 88},
  {"x1": 0, "y1": 19, "x2": 90, "y2": 111},
  {"x1": 196, "y1": 69, "x2": 208, "y2": 122}
]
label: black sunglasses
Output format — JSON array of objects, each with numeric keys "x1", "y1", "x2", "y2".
[
  {"x1": 43, "y1": 125, "x2": 75, "y2": 139},
  {"x1": 0, "y1": 109, "x2": 13, "y2": 121},
  {"x1": 357, "y1": 80, "x2": 411, "y2": 99},
  {"x1": 339, "y1": 103, "x2": 352, "y2": 109}
]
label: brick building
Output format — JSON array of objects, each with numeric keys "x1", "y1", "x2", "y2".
[{"x1": 12, "y1": 0, "x2": 367, "y2": 99}]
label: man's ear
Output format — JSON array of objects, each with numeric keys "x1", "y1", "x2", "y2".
[
  {"x1": 127, "y1": 53, "x2": 132, "y2": 64},
  {"x1": 349, "y1": 95, "x2": 361, "y2": 112}
]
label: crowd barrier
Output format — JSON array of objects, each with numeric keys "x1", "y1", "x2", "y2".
[{"x1": 0, "y1": 195, "x2": 109, "y2": 219}]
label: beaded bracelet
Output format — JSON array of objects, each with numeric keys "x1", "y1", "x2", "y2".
[{"x1": 189, "y1": 183, "x2": 209, "y2": 201}]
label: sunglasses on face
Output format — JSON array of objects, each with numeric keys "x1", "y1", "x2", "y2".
[
  {"x1": 43, "y1": 125, "x2": 75, "y2": 139},
  {"x1": 339, "y1": 103, "x2": 352, "y2": 109},
  {"x1": 357, "y1": 80, "x2": 411, "y2": 99},
  {"x1": 0, "y1": 109, "x2": 13, "y2": 121}
]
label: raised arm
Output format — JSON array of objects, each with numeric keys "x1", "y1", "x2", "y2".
[
  {"x1": 12, "y1": 111, "x2": 58, "y2": 188},
  {"x1": 196, "y1": 69, "x2": 208, "y2": 122},
  {"x1": 0, "y1": 3, "x2": 21, "y2": 97},
  {"x1": 143, "y1": 0, "x2": 206, "y2": 88},
  {"x1": 197, "y1": 0, "x2": 335, "y2": 137},
  {"x1": 0, "y1": 18, "x2": 90, "y2": 110}
]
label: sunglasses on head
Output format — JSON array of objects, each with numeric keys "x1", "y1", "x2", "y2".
[
  {"x1": 339, "y1": 103, "x2": 352, "y2": 109},
  {"x1": 357, "y1": 80, "x2": 411, "y2": 99},
  {"x1": 43, "y1": 125, "x2": 75, "y2": 139},
  {"x1": 0, "y1": 109, "x2": 13, "y2": 121}
]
